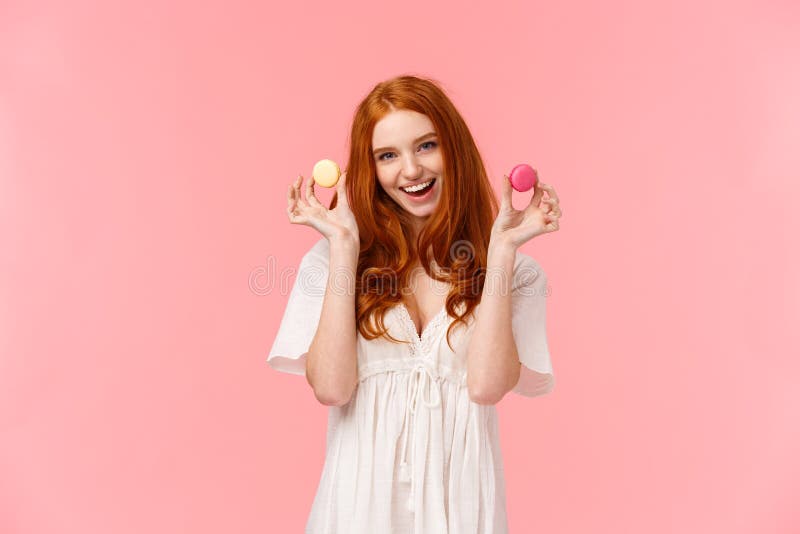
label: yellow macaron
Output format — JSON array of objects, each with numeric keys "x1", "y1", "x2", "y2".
[{"x1": 312, "y1": 159, "x2": 341, "y2": 187}]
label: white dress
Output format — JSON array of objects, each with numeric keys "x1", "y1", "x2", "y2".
[{"x1": 268, "y1": 237, "x2": 554, "y2": 533}]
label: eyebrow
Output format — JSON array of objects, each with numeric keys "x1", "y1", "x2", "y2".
[{"x1": 372, "y1": 132, "x2": 437, "y2": 155}]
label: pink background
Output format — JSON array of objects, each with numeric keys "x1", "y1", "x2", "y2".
[{"x1": 2, "y1": 0, "x2": 799, "y2": 532}]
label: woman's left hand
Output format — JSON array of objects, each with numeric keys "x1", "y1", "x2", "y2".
[{"x1": 490, "y1": 174, "x2": 562, "y2": 249}]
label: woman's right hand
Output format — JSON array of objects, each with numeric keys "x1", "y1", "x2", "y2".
[{"x1": 286, "y1": 171, "x2": 359, "y2": 248}]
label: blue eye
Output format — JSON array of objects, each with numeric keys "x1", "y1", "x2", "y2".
[{"x1": 377, "y1": 140, "x2": 437, "y2": 161}]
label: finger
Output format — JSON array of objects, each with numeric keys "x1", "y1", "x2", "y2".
[
  {"x1": 306, "y1": 174, "x2": 322, "y2": 207},
  {"x1": 287, "y1": 195, "x2": 312, "y2": 226},
  {"x1": 543, "y1": 196, "x2": 562, "y2": 216},
  {"x1": 287, "y1": 208, "x2": 308, "y2": 225},
  {"x1": 289, "y1": 178, "x2": 304, "y2": 210},
  {"x1": 545, "y1": 206, "x2": 562, "y2": 219},
  {"x1": 336, "y1": 171, "x2": 350, "y2": 208},
  {"x1": 528, "y1": 194, "x2": 550, "y2": 216},
  {"x1": 538, "y1": 183, "x2": 559, "y2": 202},
  {"x1": 287, "y1": 182, "x2": 295, "y2": 209},
  {"x1": 292, "y1": 175, "x2": 302, "y2": 205},
  {"x1": 295, "y1": 175, "x2": 311, "y2": 210},
  {"x1": 544, "y1": 213, "x2": 560, "y2": 232},
  {"x1": 286, "y1": 197, "x2": 300, "y2": 221},
  {"x1": 542, "y1": 198, "x2": 559, "y2": 214},
  {"x1": 530, "y1": 178, "x2": 545, "y2": 209},
  {"x1": 287, "y1": 181, "x2": 301, "y2": 219},
  {"x1": 501, "y1": 175, "x2": 513, "y2": 210}
]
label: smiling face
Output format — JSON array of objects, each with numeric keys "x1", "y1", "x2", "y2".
[{"x1": 372, "y1": 109, "x2": 443, "y2": 233}]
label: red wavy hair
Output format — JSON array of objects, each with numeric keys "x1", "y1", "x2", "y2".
[{"x1": 329, "y1": 74, "x2": 499, "y2": 350}]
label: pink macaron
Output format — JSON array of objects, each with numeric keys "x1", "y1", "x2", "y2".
[{"x1": 508, "y1": 164, "x2": 539, "y2": 192}]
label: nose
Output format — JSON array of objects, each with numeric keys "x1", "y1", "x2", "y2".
[{"x1": 400, "y1": 153, "x2": 423, "y2": 180}]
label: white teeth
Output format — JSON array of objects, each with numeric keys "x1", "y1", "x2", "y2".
[{"x1": 401, "y1": 179, "x2": 434, "y2": 193}]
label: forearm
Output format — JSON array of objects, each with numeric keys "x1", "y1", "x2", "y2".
[
  {"x1": 306, "y1": 238, "x2": 359, "y2": 406},
  {"x1": 466, "y1": 239, "x2": 521, "y2": 404}
]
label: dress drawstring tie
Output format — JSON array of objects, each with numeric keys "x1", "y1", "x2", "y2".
[{"x1": 398, "y1": 360, "x2": 441, "y2": 512}]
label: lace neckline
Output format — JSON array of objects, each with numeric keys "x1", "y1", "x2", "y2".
[{"x1": 397, "y1": 302, "x2": 449, "y2": 344}]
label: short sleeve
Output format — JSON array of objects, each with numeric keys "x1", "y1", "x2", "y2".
[
  {"x1": 510, "y1": 253, "x2": 555, "y2": 397},
  {"x1": 266, "y1": 238, "x2": 330, "y2": 375}
]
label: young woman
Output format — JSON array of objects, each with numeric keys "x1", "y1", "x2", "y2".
[{"x1": 268, "y1": 75, "x2": 562, "y2": 533}]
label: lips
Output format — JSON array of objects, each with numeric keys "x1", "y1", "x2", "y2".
[
  {"x1": 400, "y1": 178, "x2": 435, "y2": 193},
  {"x1": 400, "y1": 178, "x2": 436, "y2": 199}
]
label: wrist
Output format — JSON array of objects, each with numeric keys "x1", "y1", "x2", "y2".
[
  {"x1": 328, "y1": 232, "x2": 359, "y2": 253},
  {"x1": 488, "y1": 236, "x2": 517, "y2": 260}
]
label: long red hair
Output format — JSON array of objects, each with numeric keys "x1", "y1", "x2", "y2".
[{"x1": 329, "y1": 75, "x2": 499, "y2": 350}]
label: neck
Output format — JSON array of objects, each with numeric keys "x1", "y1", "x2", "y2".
[{"x1": 410, "y1": 215, "x2": 427, "y2": 239}]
